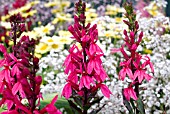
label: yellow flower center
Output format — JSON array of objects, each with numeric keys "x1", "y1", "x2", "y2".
[
  {"x1": 40, "y1": 44, "x2": 48, "y2": 50},
  {"x1": 60, "y1": 39, "x2": 67, "y2": 42},
  {"x1": 47, "y1": 39, "x2": 54, "y2": 42},
  {"x1": 52, "y1": 44, "x2": 59, "y2": 49},
  {"x1": 43, "y1": 27, "x2": 49, "y2": 33}
]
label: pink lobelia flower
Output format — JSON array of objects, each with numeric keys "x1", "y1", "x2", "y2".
[
  {"x1": 133, "y1": 55, "x2": 153, "y2": 83},
  {"x1": 61, "y1": 83, "x2": 72, "y2": 99},
  {"x1": 79, "y1": 74, "x2": 95, "y2": 90},
  {"x1": 123, "y1": 87, "x2": 137, "y2": 101},
  {"x1": 99, "y1": 84, "x2": 112, "y2": 98},
  {"x1": 40, "y1": 95, "x2": 62, "y2": 114},
  {"x1": 119, "y1": 58, "x2": 133, "y2": 80}
]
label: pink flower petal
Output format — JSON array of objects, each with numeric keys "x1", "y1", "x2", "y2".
[
  {"x1": 138, "y1": 70, "x2": 144, "y2": 83},
  {"x1": 12, "y1": 82, "x2": 21, "y2": 95},
  {"x1": 62, "y1": 83, "x2": 72, "y2": 99},
  {"x1": 123, "y1": 88, "x2": 130, "y2": 101},
  {"x1": 126, "y1": 67, "x2": 133, "y2": 80},
  {"x1": 100, "y1": 84, "x2": 112, "y2": 98},
  {"x1": 87, "y1": 60, "x2": 94, "y2": 74},
  {"x1": 119, "y1": 68, "x2": 126, "y2": 80},
  {"x1": 129, "y1": 88, "x2": 138, "y2": 100}
]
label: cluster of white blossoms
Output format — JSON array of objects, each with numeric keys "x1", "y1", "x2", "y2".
[{"x1": 38, "y1": 50, "x2": 68, "y2": 94}]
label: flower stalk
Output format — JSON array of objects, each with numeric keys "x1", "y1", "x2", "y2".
[
  {"x1": 112, "y1": 2, "x2": 154, "y2": 114},
  {"x1": 0, "y1": 13, "x2": 61, "y2": 114},
  {"x1": 62, "y1": 0, "x2": 111, "y2": 114}
]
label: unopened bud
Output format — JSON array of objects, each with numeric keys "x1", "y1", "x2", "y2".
[
  {"x1": 33, "y1": 57, "x2": 39, "y2": 65},
  {"x1": 135, "y1": 21, "x2": 139, "y2": 30},
  {"x1": 35, "y1": 76, "x2": 42, "y2": 85}
]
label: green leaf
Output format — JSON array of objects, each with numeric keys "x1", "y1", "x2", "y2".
[
  {"x1": 123, "y1": 98, "x2": 134, "y2": 114},
  {"x1": 136, "y1": 98, "x2": 145, "y2": 114},
  {"x1": 73, "y1": 96, "x2": 83, "y2": 108},
  {"x1": 68, "y1": 100, "x2": 82, "y2": 114},
  {"x1": 130, "y1": 98, "x2": 135, "y2": 109}
]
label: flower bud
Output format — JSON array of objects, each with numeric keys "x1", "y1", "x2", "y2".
[
  {"x1": 135, "y1": 21, "x2": 139, "y2": 30},
  {"x1": 33, "y1": 57, "x2": 39, "y2": 65},
  {"x1": 35, "y1": 76, "x2": 42, "y2": 85}
]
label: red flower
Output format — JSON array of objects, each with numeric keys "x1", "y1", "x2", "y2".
[
  {"x1": 40, "y1": 95, "x2": 62, "y2": 114},
  {"x1": 119, "y1": 58, "x2": 133, "y2": 80},
  {"x1": 62, "y1": 83, "x2": 72, "y2": 99},
  {"x1": 99, "y1": 84, "x2": 112, "y2": 98},
  {"x1": 123, "y1": 87, "x2": 137, "y2": 101}
]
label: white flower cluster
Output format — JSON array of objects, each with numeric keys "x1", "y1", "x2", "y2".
[{"x1": 38, "y1": 50, "x2": 68, "y2": 94}]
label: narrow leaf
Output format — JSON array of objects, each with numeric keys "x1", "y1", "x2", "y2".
[{"x1": 136, "y1": 97, "x2": 145, "y2": 114}]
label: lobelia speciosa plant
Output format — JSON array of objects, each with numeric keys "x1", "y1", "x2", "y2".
[
  {"x1": 111, "y1": 2, "x2": 154, "y2": 114},
  {"x1": 0, "y1": 13, "x2": 61, "y2": 114},
  {"x1": 62, "y1": 0, "x2": 112, "y2": 114}
]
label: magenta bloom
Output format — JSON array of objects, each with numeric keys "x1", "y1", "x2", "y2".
[
  {"x1": 79, "y1": 75, "x2": 94, "y2": 90},
  {"x1": 119, "y1": 58, "x2": 133, "y2": 80},
  {"x1": 112, "y1": 16, "x2": 154, "y2": 102},
  {"x1": 123, "y1": 87, "x2": 137, "y2": 101},
  {"x1": 62, "y1": 83, "x2": 72, "y2": 99},
  {"x1": 100, "y1": 84, "x2": 112, "y2": 98},
  {"x1": 40, "y1": 95, "x2": 62, "y2": 114},
  {"x1": 62, "y1": 3, "x2": 111, "y2": 113}
]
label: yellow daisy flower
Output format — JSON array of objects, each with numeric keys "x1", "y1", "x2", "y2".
[
  {"x1": 35, "y1": 43, "x2": 51, "y2": 54},
  {"x1": 34, "y1": 24, "x2": 54, "y2": 36},
  {"x1": 41, "y1": 36, "x2": 55, "y2": 45},
  {"x1": 55, "y1": 36, "x2": 73, "y2": 44},
  {"x1": 50, "y1": 43, "x2": 64, "y2": 52}
]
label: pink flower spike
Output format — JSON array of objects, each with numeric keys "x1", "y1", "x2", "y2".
[
  {"x1": 99, "y1": 67, "x2": 109, "y2": 82},
  {"x1": 87, "y1": 59, "x2": 94, "y2": 74},
  {"x1": 9, "y1": 53, "x2": 17, "y2": 62},
  {"x1": 0, "y1": 69, "x2": 11, "y2": 83},
  {"x1": 100, "y1": 84, "x2": 112, "y2": 98},
  {"x1": 144, "y1": 73, "x2": 152, "y2": 82},
  {"x1": 134, "y1": 70, "x2": 140, "y2": 81},
  {"x1": 123, "y1": 87, "x2": 137, "y2": 101},
  {"x1": 138, "y1": 70, "x2": 144, "y2": 83},
  {"x1": 12, "y1": 82, "x2": 22, "y2": 95}
]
